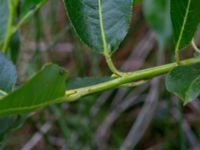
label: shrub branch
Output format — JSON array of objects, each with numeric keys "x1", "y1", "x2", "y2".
[{"x1": 64, "y1": 57, "x2": 200, "y2": 102}]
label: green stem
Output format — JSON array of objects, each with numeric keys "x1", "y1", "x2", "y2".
[
  {"x1": 64, "y1": 57, "x2": 200, "y2": 102},
  {"x1": 98, "y1": 0, "x2": 123, "y2": 77},
  {"x1": 104, "y1": 53, "x2": 125, "y2": 76},
  {"x1": 2, "y1": 0, "x2": 17, "y2": 53},
  {"x1": 175, "y1": 43, "x2": 180, "y2": 65},
  {"x1": 192, "y1": 39, "x2": 200, "y2": 53}
]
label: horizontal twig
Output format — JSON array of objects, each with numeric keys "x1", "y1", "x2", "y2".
[{"x1": 64, "y1": 57, "x2": 200, "y2": 102}]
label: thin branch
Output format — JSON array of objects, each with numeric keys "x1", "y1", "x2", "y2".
[{"x1": 64, "y1": 57, "x2": 200, "y2": 102}]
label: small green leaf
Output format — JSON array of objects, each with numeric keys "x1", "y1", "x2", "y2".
[
  {"x1": 144, "y1": 0, "x2": 172, "y2": 49},
  {"x1": 63, "y1": 0, "x2": 132, "y2": 54},
  {"x1": 171, "y1": 0, "x2": 200, "y2": 49},
  {"x1": 0, "y1": 64, "x2": 68, "y2": 116},
  {"x1": 166, "y1": 64, "x2": 200, "y2": 104}
]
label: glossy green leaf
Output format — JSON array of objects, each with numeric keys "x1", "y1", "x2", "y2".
[
  {"x1": 0, "y1": 52, "x2": 16, "y2": 92},
  {"x1": 63, "y1": 0, "x2": 132, "y2": 54},
  {"x1": 0, "y1": 0, "x2": 9, "y2": 43},
  {"x1": 171, "y1": 0, "x2": 200, "y2": 49},
  {"x1": 0, "y1": 64, "x2": 68, "y2": 116},
  {"x1": 144, "y1": 0, "x2": 172, "y2": 49},
  {"x1": 166, "y1": 64, "x2": 200, "y2": 104}
]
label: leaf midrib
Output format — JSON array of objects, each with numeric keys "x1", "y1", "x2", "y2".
[
  {"x1": 98, "y1": 0, "x2": 109, "y2": 54},
  {"x1": 175, "y1": 0, "x2": 191, "y2": 50},
  {"x1": 0, "y1": 97, "x2": 63, "y2": 115}
]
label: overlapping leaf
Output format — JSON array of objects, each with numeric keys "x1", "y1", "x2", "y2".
[
  {"x1": 166, "y1": 64, "x2": 200, "y2": 104},
  {"x1": 0, "y1": 64, "x2": 67, "y2": 116},
  {"x1": 64, "y1": 0, "x2": 132, "y2": 54},
  {"x1": 171, "y1": 0, "x2": 200, "y2": 49}
]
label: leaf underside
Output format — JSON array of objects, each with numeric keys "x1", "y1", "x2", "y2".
[{"x1": 64, "y1": 0, "x2": 132, "y2": 54}]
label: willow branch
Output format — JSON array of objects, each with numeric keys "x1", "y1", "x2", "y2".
[{"x1": 63, "y1": 57, "x2": 200, "y2": 102}]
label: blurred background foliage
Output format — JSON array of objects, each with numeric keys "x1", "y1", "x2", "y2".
[{"x1": 2, "y1": 0, "x2": 200, "y2": 150}]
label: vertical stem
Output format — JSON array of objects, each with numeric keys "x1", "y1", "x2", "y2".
[
  {"x1": 175, "y1": 46, "x2": 180, "y2": 64},
  {"x1": 2, "y1": 0, "x2": 18, "y2": 53}
]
